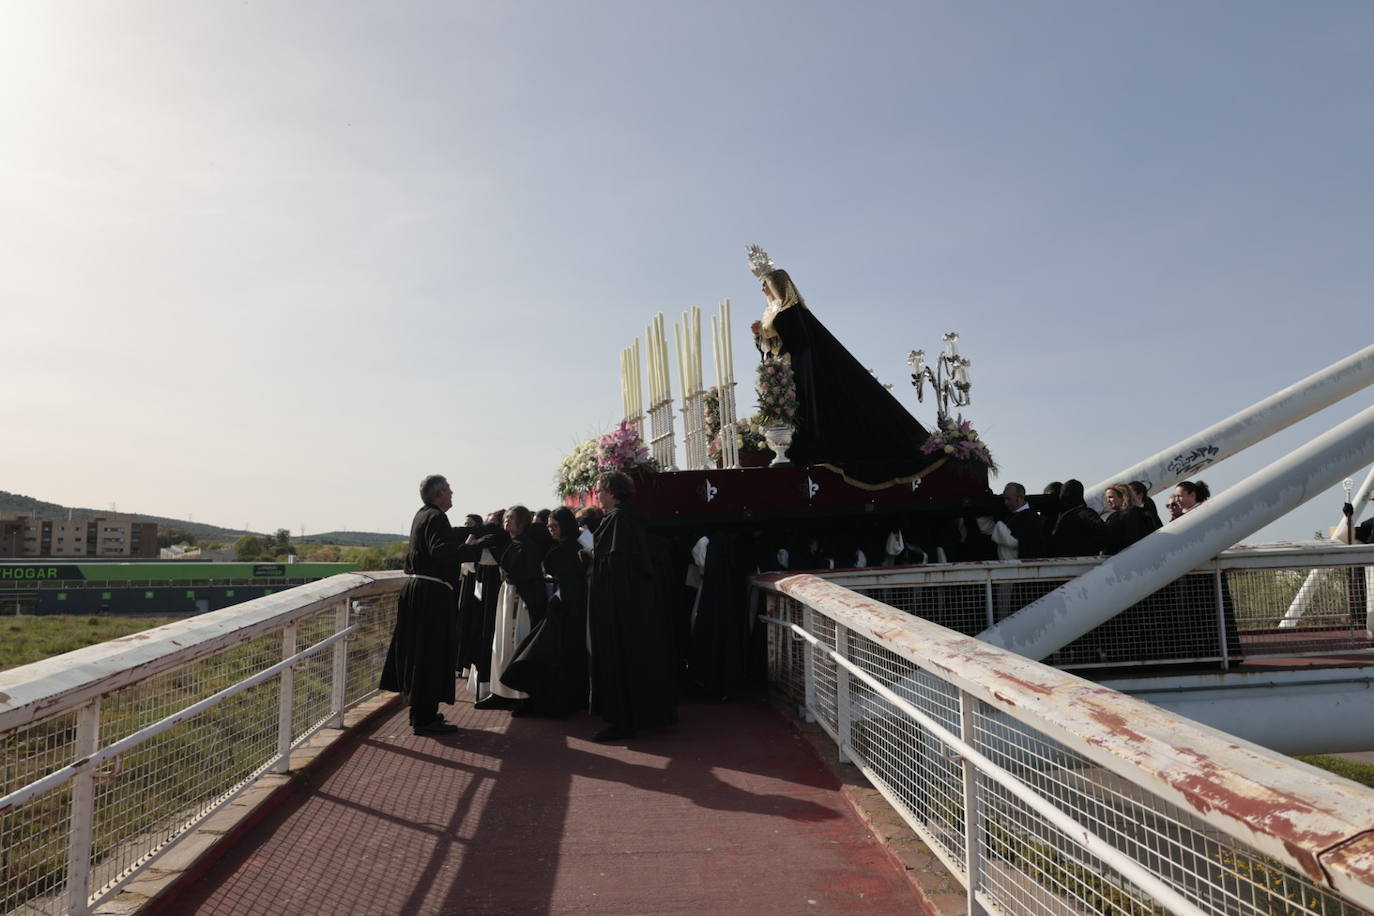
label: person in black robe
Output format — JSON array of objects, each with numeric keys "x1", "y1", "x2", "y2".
[
  {"x1": 586, "y1": 471, "x2": 677, "y2": 742},
  {"x1": 498, "y1": 507, "x2": 550, "y2": 629},
  {"x1": 476, "y1": 505, "x2": 549, "y2": 710},
  {"x1": 458, "y1": 509, "x2": 509, "y2": 701},
  {"x1": 688, "y1": 531, "x2": 753, "y2": 701},
  {"x1": 502, "y1": 508, "x2": 589, "y2": 717},
  {"x1": 453, "y1": 514, "x2": 483, "y2": 674},
  {"x1": 1102, "y1": 483, "x2": 1154, "y2": 555},
  {"x1": 1047, "y1": 479, "x2": 1107, "y2": 558},
  {"x1": 379, "y1": 474, "x2": 464, "y2": 736},
  {"x1": 1128, "y1": 481, "x2": 1163, "y2": 532},
  {"x1": 750, "y1": 247, "x2": 940, "y2": 489}
]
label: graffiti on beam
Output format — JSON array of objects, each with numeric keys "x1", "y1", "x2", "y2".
[{"x1": 1167, "y1": 444, "x2": 1220, "y2": 477}]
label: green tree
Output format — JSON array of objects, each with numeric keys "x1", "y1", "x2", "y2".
[
  {"x1": 235, "y1": 534, "x2": 265, "y2": 561},
  {"x1": 157, "y1": 530, "x2": 198, "y2": 549},
  {"x1": 305, "y1": 545, "x2": 341, "y2": 562}
]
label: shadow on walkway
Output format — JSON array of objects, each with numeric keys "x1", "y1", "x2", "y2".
[{"x1": 159, "y1": 688, "x2": 919, "y2": 915}]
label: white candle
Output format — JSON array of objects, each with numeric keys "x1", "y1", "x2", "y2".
[
  {"x1": 633, "y1": 340, "x2": 642, "y2": 414},
  {"x1": 722, "y1": 298, "x2": 733, "y2": 382},
  {"x1": 675, "y1": 322, "x2": 686, "y2": 400},
  {"x1": 621, "y1": 349, "x2": 629, "y2": 417},
  {"x1": 711, "y1": 315, "x2": 722, "y2": 390},
  {"x1": 648, "y1": 326, "x2": 659, "y2": 401},
  {"x1": 655, "y1": 328, "x2": 664, "y2": 401},
  {"x1": 692, "y1": 306, "x2": 702, "y2": 391},
  {"x1": 660, "y1": 314, "x2": 670, "y2": 395},
  {"x1": 681, "y1": 311, "x2": 692, "y2": 391}
]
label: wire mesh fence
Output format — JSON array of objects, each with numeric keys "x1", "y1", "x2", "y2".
[
  {"x1": 760, "y1": 578, "x2": 1374, "y2": 916},
  {"x1": 0, "y1": 573, "x2": 404, "y2": 916},
  {"x1": 828, "y1": 545, "x2": 1374, "y2": 670}
]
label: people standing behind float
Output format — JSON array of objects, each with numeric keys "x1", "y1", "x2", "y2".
[
  {"x1": 1102, "y1": 482, "x2": 1153, "y2": 555},
  {"x1": 748, "y1": 245, "x2": 937, "y2": 488},
  {"x1": 978, "y1": 482, "x2": 1043, "y2": 560},
  {"x1": 1128, "y1": 481, "x2": 1163, "y2": 531},
  {"x1": 501, "y1": 507, "x2": 590, "y2": 718},
  {"x1": 461, "y1": 509, "x2": 509, "y2": 704},
  {"x1": 587, "y1": 471, "x2": 678, "y2": 742},
  {"x1": 379, "y1": 474, "x2": 464, "y2": 736},
  {"x1": 1047, "y1": 479, "x2": 1108, "y2": 557},
  {"x1": 1173, "y1": 480, "x2": 1211, "y2": 514},
  {"x1": 1040, "y1": 482, "x2": 1062, "y2": 545},
  {"x1": 478, "y1": 505, "x2": 549, "y2": 711},
  {"x1": 688, "y1": 532, "x2": 753, "y2": 702}
]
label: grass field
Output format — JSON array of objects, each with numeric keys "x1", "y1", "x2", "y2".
[{"x1": 0, "y1": 614, "x2": 186, "y2": 672}]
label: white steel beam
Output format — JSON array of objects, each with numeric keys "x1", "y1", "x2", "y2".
[
  {"x1": 1085, "y1": 343, "x2": 1374, "y2": 506},
  {"x1": 979, "y1": 402, "x2": 1374, "y2": 660}
]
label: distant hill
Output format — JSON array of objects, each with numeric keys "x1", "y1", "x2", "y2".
[
  {"x1": 296, "y1": 531, "x2": 407, "y2": 547},
  {"x1": 0, "y1": 490, "x2": 402, "y2": 546}
]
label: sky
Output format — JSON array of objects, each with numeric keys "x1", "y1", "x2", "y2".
[{"x1": 1, "y1": 2, "x2": 1371, "y2": 542}]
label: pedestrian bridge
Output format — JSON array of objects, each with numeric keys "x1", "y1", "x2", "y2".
[{"x1": 3, "y1": 546, "x2": 1374, "y2": 915}]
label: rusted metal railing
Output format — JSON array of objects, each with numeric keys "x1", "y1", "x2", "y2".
[
  {"x1": 758, "y1": 572, "x2": 1374, "y2": 916},
  {"x1": 0, "y1": 571, "x2": 406, "y2": 915}
]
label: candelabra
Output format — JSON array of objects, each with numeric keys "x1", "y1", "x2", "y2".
[{"x1": 907, "y1": 331, "x2": 972, "y2": 422}]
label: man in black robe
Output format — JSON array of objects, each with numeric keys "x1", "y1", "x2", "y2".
[
  {"x1": 499, "y1": 506, "x2": 549, "y2": 628},
  {"x1": 688, "y1": 532, "x2": 752, "y2": 701},
  {"x1": 380, "y1": 474, "x2": 464, "y2": 736},
  {"x1": 587, "y1": 471, "x2": 677, "y2": 742},
  {"x1": 458, "y1": 510, "x2": 509, "y2": 702},
  {"x1": 476, "y1": 505, "x2": 550, "y2": 710},
  {"x1": 455, "y1": 513, "x2": 501, "y2": 679}
]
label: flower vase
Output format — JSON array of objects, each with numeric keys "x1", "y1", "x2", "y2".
[{"x1": 762, "y1": 425, "x2": 794, "y2": 467}]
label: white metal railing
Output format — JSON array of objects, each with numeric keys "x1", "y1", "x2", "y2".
[
  {"x1": 0, "y1": 571, "x2": 406, "y2": 916},
  {"x1": 757, "y1": 572, "x2": 1374, "y2": 916},
  {"x1": 808, "y1": 543, "x2": 1374, "y2": 670}
]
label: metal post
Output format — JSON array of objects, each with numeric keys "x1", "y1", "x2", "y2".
[
  {"x1": 330, "y1": 600, "x2": 349, "y2": 727},
  {"x1": 66, "y1": 698, "x2": 100, "y2": 916},
  {"x1": 1084, "y1": 344, "x2": 1374, "y2": 509},
  {"x1": 274, "y1": 624, "x2": 296, "y2": 773},
  {"x1": 1214, "y1": 569, "x2": 1230, "y2": 671},
  {"x1": 981, "y1": 403, "x2": 1374, "y2": 659},
  {"x1": 958, "y1": 691, "x2": 987, "y2": 916},
  {"x1": 1366, "y1": 566, "x2": 1374, "y2": 640},
  {"x1": 835, "y1": 625, "x2": 852, "y2": 764},
  {"x1": 1281, "y1": 464, "x2": 1374, "y2": 627},
  {"x1": 983, "y1": 576, "x2": 994, "y2": 630},
  {"x1": 802, "y1": 602, "x2": 817, "y2": 723},
  {"x1": 1332, "y1": 464, "x2": 1374, "y2": 542}
]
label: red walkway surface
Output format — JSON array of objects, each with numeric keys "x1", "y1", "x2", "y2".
[{"x1": 158, "y1": 690, "x2": 923, "y2": 915}]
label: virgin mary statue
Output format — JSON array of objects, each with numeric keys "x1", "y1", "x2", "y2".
[{"x1": 750, "y1": 245, "x2": 939, "y2": 489}]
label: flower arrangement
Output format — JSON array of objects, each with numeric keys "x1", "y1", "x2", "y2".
[
  {"x1": 755, "y1": 356, "x2": 798, "y2": 427},
  {"x1": 555, "y1": 436, "x2": 601, "y2": 498},
  {"x1": 703, "y1": 386, "x2": 722, "y2": 442},
  {"x1": 595, "y1": 419, "x2": 660, "y2": 476},
  {"x1": 709, "y1": 414, "x2": 770, "y2": 465},
  {"x1": 920, "y1": 415, "x2": 997, "y2": 473}
]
